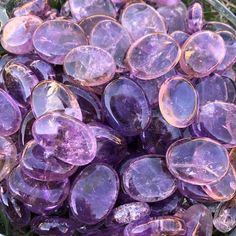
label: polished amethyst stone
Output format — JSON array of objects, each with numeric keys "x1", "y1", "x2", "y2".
[
  {"x1": 1, "y1": 15, "x2": 42, "y2": 54},
  {"x1": 183, "y1": 204, "x2": 213, "y2": 236},
  {"x1": 122, "y1": 155, "x2": 176, "y2": 202},
  {"x1": 33, "y1": 19, "x2": 87, "y2": 64},
  {"x1": 0, "y1": 88, "x2": 22, "y2": 136},
  {"x1": 70, "y1": 164, "x2": 119, "y2": 224},
  {"x1": 121, "y1": 3, "x2": 166, "y2": 41},
  {"x1": 127, "y1": 33, "x2": 181, "y2": 79},
  {"x1": 203, "y1": 21, "x2": 236, "y2": 35},
  {"x1": 187, "y1": 2, "x2": 203, "y2": 34},
  {"x1": 159, "y1": 76, "x2": 198, "y2": 128},
  {"x1": 170, "y1": 31, "x2": 189, "y2": 46},
  {"x1": 60, "y1": 1, "x2": 71, "y2": 17},
  {"x1": 102, "y1": 77, "x2": 151, "y2": 136},
  {"x1": 7, "y1": 166, "x2": 70, "y2": 214},
  {"x1": 64, "y1": 45, "x2": 116, "y2": 87},
  {"x1": 154, "y1": 0, "x2": 180, "y2": 6},
  {"x1": 166, "y1": 138, "x2": 229, "y2": 185},
  {"x1": 32, "y1": 112, "x2": 97, "y2": 166}
]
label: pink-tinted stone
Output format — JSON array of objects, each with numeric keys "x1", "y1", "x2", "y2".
[
  {"x1": 180, "y1": 31, "x2": 226, "y2": 78},
  {"x1": 1, "y1": 15, "x2": 42, "y2": 54},
  {"x1": 170, "y1": 31, "x2": 189, "y2": 46},
  {"x1": 122, "y1": 155, "x2": 176, "y2": 202},
  {"x1": 126, "y1": 33, "x2": 181, "y2": 80},
  {"x1": 166, "y1": 138, "x2": 230, "y2": 185},
  {"x1": 64, "y1": 45, "x2": 116, "y2": 87},
  {"x1": 187, "y1": 2, "x2": 203, "y2": 34},
  {"x1": 69, "y1": 0, "x2": 116, "y2": 22},
  {"x1": 121, "y1": 3, "x2": 166, "y2": 41},
  {"x1": 0, "y1": 88, "x2": 22, "y2": 136},
  {"x1": 32, "y1": 112, "x2": 97, "y2": 166},
  {"x1": 102, "y1": 77, "x2": 151, "y2": 136},
  {"x1": 213, "y1": 195, "x2": 236, "y2": 233},
  {"x1": 33, "y1": 19, "x2": 87, "y2": 65},
  {"x1": 154, "y1": 0, "x2": 180, "y2": 6},
  {"x1": 203, "y1": 21, "x2": 236, "y2": 35},
  {"x1": 183, "y1": 204, "x2": 213, "y2": 236},
  {"x1": 70, "y1": 163, "x2": 119, "y2": 224},
  {"x1": 7, "y1": 166, "x2": 70, "y2": 215},
  {"x1": 159, "y1": 76, "x2": 198, "y2": 128}
]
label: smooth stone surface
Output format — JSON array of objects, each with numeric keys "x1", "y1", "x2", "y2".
[
  {"x1": 187, "y1": 2, "x2": 203, "y2": 34},
  {"x1": 159, "y1": 76, "x2": 198, "y2": 128},
  {"x1": 7, "y1": 166, "x2": 70, "y2": 214},
  {"x1": 180, "y1": 31, "x2": 226, "y2": 77},
  {"x1": 154, "y1": 0, "x2": 180, "y2": 6},
  {"x1": 122, "y1": 155, "x2": 176, "y2": 202},
  {"x1": 1, "y1": 15, "x2": 42, "y2": 54},
  {"x1": 0, "y1": 88, "x2": 22, "y2": 136},
  {"x1": 70, "y1": 164, "x2": 119, "y2": 224},
  {"x1": 166, "y1": 138, "x2": 229, "y2": 185},
  {"x1": 203, "y1": 21, "x2": 236, "y2": 35},
  {"x1": 102, "y1": 77, "x2": 151, "y2": 136},
  {"x1": 64, "y1": 45, "x2": 116, "y2": 87},
  {"x1": 32, "y1": 112, "x2": 97, "y2": 166},
  {"x1": 121, "y1": 3, "x2": 166, "y2": 41},
  {"x1": 31, "y1": 80, "x2": 82, "y2": 119},
  {"x1": 183, "y1": 204, "x2": 213, "y2": 236},
  {"x1": 33, "y1": 19, "x2": 87, "y2": 65},
  {"x1": 127, "y1": 33, "x2": 181, "y2": 80},
  {"x1": 170, "y1": 31, "x2": 189, "y2": 46}
]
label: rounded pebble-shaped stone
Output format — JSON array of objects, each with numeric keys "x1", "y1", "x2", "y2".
[
  {"x1": 203, "y1": 21, "x2": 236, "y2": 35},
  {"x1": 33, "y1": 19, "x2": 87, "y2": 65},
  {"x1": 180, "y1": 31, "x2": 226, "y2": 77},
  {"x1": 122, "y1": 155, "x2": 177, "y2": 202},
  {"x1": 159, "y1": 76, "x2": 198, "y2": 128},
  {"x1": 7, "y1": 166, "x2": 70, "y2": 214},
  {"x1": 0, "y1": 88, "x2": 22, "y2": 136},
  {"x1": 32, "y1": 112, "x2": 97, "y2": 166},
  {"x1": 127, "y1": 33, "x2": 181, "y2": 79},
  {"x1": 166, "y1": 138, "x2": 229, "y2": 185},
  {"x1": 1, "y1": 15, "x2": 42, "y2": 54},
  {"x1": 70, "y1": 163, "x2": 119, "y2": 224},
  {"x1": 187, "y1": 2, "x2": 203, "y2": 34},
  {"x1": 102, "y1": 77, "x2": 151, "y2": 136},
  {"x1": 171, "y1": 31, "x2": 189, "y2": 46},
  {"x1": 155, "y1": 0, "x2": 180, "y2": 6},
  {"x1": 64, "y1": 45, "x2": 116, "y2": 87}
]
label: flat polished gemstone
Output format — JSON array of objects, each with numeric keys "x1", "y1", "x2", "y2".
[
  {"x1": 203, "y1": 21, "x2": 236, "y2": 35},
  {"x1": 166, "y1": 138, "x2": 229, "y2": 185},
  {"x1": 70, "y1": 164, "x2": 119, "y2": 224},
  {"x1": 187, "y1": 2, "x2": 203, "y2": 34},
  {"x1": 32, "y1": 112, "x2": 97, "y2": 166},
  {"x1": 171, "y1": 31, "x2": 189, "y2": 46},
  {"x1": 1, "y1": 15, "x2": 42, "y2": 54},
  {"x1": 33, "y1": 19, "x2": 87, "y2": 65},
  {"x1": 154, "y1": 0, "x2": 180, "y2": 6},
  {"x1": 126, "y1": 33, "x2": 181, "y2": 79},
  {"x1": 122, "y1": 155, "x2": 176, "y2": 202},
  {"x1": 64, "y1": 46, "x2": 116, "y2": 87}
]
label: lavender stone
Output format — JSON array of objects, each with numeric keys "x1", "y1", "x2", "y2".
[
  {"x1": 170, "y1": 31, "x2": 189, "y2": 46},
  {"x1": 187, "y1": 2, "x2": 203, "y2": 34},
  {"x1": 203, "y1": 21, "x2": 236, "y2": 35}
]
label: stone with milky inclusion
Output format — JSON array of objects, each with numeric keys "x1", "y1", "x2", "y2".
[
  {"x1": 122, "y1": 155, "x2": 176, "y2": 202},
  {"x1": 7, "y1": 166, "x2": 70, "y2": 215},
  {"x1": 187, "y1": 2, "x2": 203, "y2": 34},
  {"x1": 31, "y1": 80, "x2": 82, "y2": 120},
  {"x1": 102, "y1": 77, "x2": 151, "y2": 136},
  {"x1": 183, "y1": 204, "x2": 213, "y2": 236},
  {"x1": 70, "y1": 164, "x2": 119, "y2": 224},
  {"x1": 33, "y1": 19, "x2": 87, "y2": 65},
  {"x1": 0, "y1": 89, "x2": 22, "y2": 136},
  {"x1": 203, "y1": 21, "x2": 236, "y2": 35},
  {"x1": 1, "y1": 15, "x2": 42, "y2": 54},
  {"x1": 171, "y1": 31, "x2": 189, "y2": 46},
  {"x1": 126, "y1": 33, "x2": 181, "y2": 80},
  {"x1": 180, "y1": 31, "x2": 226, "y2": 78},
  {"x1": 159, "y1": 76, "x2": 198, "y2": 128},
  {"x1": 121, "y1": 3, "x2": 166, "y2": 41},
  {"x1": 166, "y1": 138, "x2": 229, "y2": 185},
  {"x1": 64, "y1": 45, "x2": 116, "y2": 87},
  {"x1": 32, "y1": 112, "x2": 97, "y2": 166},
  {"x1": 90, "y1": 20, "x2": 132, "y2": 70}
]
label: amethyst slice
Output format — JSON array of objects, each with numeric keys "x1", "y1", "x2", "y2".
[{"x1": 187, "y1": 2, "x2": 203, "y2": 34}]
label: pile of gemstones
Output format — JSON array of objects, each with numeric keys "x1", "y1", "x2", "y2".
[{"x1": 0, "y1": 0, "x2": 236, "y2": 235}]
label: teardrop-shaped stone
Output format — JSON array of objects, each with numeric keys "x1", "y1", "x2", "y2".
[{"x1": 187, "y1": 2, "x2": 203, "y2": 34}]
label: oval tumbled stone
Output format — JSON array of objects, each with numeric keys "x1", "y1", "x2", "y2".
[
  {"x1": 166, "y1": 138, "x2": 229, "y2": 185},
  {"x1": 69, "y1": 164, "x2": 119, "y2": 224}
]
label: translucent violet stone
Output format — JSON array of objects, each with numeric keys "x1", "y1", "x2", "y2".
[
  {"x1": 127, "y1": 33, "x2": 181, "y2": 80},
  {"x1": 154, "y1": 0, "x2": 180, "y2": 6},
  {"x1": 64, "y1": 45, "x2": 116, "y2": 87},
  {"x1": 170, "y1": 31, "x2": 189, "y2": 46},
  {"x1": 69, "y1": 164, "x2": 119, "y2": 224},
  {"x1": 159, "y1": 76, "x2": 198, "y2": 128},
  {"x1": 187, "y1": 2, "x2": 203, "y2": 34},
  {"x1": 166, "y1": 138, "x2": 229, "y2": 185},
  {"x1": 32, "y1": 112, "x2": 97, "y2": 166},
  {"x1": 120, "y1": 3, "x2": 166, "y2": 41},
  {"x1": 102, "y1": 77, "x2": 151, "y2": 136},
  {"x1": 33, "y1": 19, "x2": 87, "y2": 65},
  {"x1": 203, "y1": 21, "x2": 236, "y2": 35}
]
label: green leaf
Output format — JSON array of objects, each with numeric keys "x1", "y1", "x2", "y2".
[
  {"x1": 48, "y1": 0, "x2": 66, "y2": 10},
  {"x1": 0, "y1": 208, "x2": 9, "y2": 236}
]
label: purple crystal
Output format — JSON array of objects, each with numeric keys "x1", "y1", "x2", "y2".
[
  {"x1": 187, "y1": 2, "x2": 203, "y2": 34},
  {"x1": 203, "y1": 21, "x2": 236, "y2": 35},
  {"x1": 154, "y1": 0, "x2": 180, "y2": 6},
  {"x1": 166, "y1": 138, "x2": 229, "y2": 185},
  {"x1": 32, "y1": 112, "x2": 97, "y2": 166},
  {"x1": 170, "y1": 31, "x2": 189, "y2": 46},
  {"x1": 69, "y1": 163, "x2": 119, "y2": 224},
  {"x1": 60, "y1": 1, "x2": 71, "y2": 17}
]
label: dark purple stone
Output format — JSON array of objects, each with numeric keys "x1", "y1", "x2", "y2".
[
  {"x1": 86, "y1": 226, "x2": 124, "y2": 236},
  {"x1": 0, "y1": 54, "x2": 14, "y2": 88},
  {"x1": 187, "y1": 2, "x2": 203, "y2": 34},
  {"x1": 170, "y1": 31, "x2": 189, "y2": 46}
]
